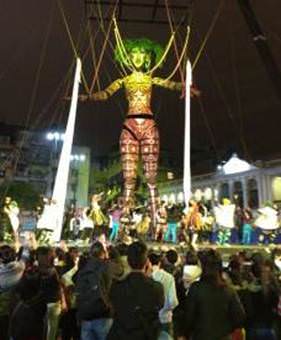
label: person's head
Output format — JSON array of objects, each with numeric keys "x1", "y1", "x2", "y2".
[
  {"x1": 108, "y1": 246, "x2": 120, "y2": 260},
  {"x1": 200, "y1": 249, "x2": 223, "y2": 285},
  {"x1": 36, "y1": 246, "x2": 55, "y2": 267},
  {"x1": 166, "y1": 249, "x2": 178, "y2": 265},
  {"x1": 55, "y1": 247, "x2": 66, "y2": 263},
  {"x1": 116, "y1": 243, "x2": 128, "y2": 257},
  {"x1": 148, "y1": 252, "x2": 162, "y2": 267},
  {"x1": 16, "y1": 269, "x2": 41, "y2": 301},
  {"x1": 90, "y1": 241, "x2": 106, "y2": 260},
  {"x1": 0, "y1": 245, "x2": 16, "y2": 264},
  {"x1": 68, "y1": 247, "x2": 79, "y2": 261},
  {"x1": 115, "y1": 38, "x2": 164, "y2": 72},
  {"x1": 185, "y1": 250, "x2": 199, "y2": 266},
  {"x1": 127, "y1": 241, "x2": 148, "y2": 270},
  {"x1": 5, "y1": 196, "x2": 11, "y2": 205}
]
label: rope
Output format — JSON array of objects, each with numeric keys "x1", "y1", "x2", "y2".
[
  {"x1": 148, "y1": 33, "x2": 175, "y2": 74},
  {"x1": 113, "y1": 19, "x2": 136, "y2": 72},
  {"x1": 56, "y1": 0, "x2": 90, "y2": 93},
  {"x1": 88, "y1": 23, "x2": 102, "y2": 91},
  {"x1": 113, "y1": 17, "x2": 176, "y2": 75},
  {"x1": 89, "y1": 17, "x2": 115, "y2": 93},
  {"x1": 14, "y1": 2, "x2": 55, "y2": 173},
  {"x1": 95, "y1": 0, "x2": 127, "y2": 77},
  {"x1": 89, "y1": 3, "x2": 119, "y2": 93},
  {"x1": 197, "y1": 98, "x2": 219, "y2": 159},
  {"x1": 192, "y1": 0, "x2": 224, "y2": 70},
  {"x1": 164, "y1": 0, "x2": 185, "y2": 84},
  {"x1": 164, "y1": 26, "x2": 190, "y2": 81}
]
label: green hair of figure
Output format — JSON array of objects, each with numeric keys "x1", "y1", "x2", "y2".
[{"x1": 114, "y1": 38, "x2": 164, "y2": 70}]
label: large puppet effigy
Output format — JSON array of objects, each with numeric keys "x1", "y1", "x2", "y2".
[{"x1": 78, "y1": 20, "x2": 197, "y2": 224}]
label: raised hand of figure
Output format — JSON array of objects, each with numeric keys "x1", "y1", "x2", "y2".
[
  {"x1": 78, "y1": 94, "x2": 90, "y2": 102},
  {"x1": 64, "y1": 94, "x2": 89, "y2": 101},
  {"x1": 190, "y1": 84, "x2": 201, "y2": 97}
]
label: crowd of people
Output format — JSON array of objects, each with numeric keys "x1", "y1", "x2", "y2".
[
  {"x1": 1, "y1": 193, "x2": 281, "y2": 247},
  {"x1": 60, "y1": 196, "x2": 281, "y2": 247},
  {"x1": 1, "y1": 239, "x2": 281, "y2": 340}
]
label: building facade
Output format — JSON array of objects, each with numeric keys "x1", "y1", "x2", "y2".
[
  {"x1": 158, "y1": 155, "x2": 281, "y2": 208},
  {"x1": 0, "y1": 123, "x2": 90, "y2": 208}
]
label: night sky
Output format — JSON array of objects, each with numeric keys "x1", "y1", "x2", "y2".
[{"x1": 1, "y1": 0, "x2": 281, "y2": 172}]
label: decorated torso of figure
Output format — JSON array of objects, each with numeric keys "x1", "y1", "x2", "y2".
[
  {"x1": 125, "y1": 72, "x2": 152, "y2": 114},
  {"x1": 92, "y1": 71, "x2": 181, "y2": 116}
]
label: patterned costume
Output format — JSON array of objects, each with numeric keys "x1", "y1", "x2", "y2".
[{"x1": 87, "y1": 72, "x2": 181, "y2": 224}]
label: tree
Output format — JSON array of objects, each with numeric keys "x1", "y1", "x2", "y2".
[{"x1": 0, "y1": 181, "x2": 41, "y2": 209}]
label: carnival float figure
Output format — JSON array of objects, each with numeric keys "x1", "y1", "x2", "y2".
[
  {"x1": 185, "y1": 199, "x2": 203, "y2": 246},
  {"x1": 214, "y1": 198, "x2": 236, "y2": 245},
  {"x1": 254, "y1": 205, "x2": 280, "y2": 244},
  {"x1": 241, "y1": 208, "x2": 253, "y2": 245},
  {"x1": 89, "y1": 193, "x2": 107, "y2": 237},
  {"x1": 155, "y1": 200, "x2": 168, "y2": 242},
  {"x1": 79, "y1": 34, "x2": 197, "y2": 224},
  {"x1": 1, "y1": 197, "x2": 20, "y2": 243}
]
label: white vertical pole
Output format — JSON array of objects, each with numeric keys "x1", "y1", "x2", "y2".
[
  {"x1": 51, "y1": 58, "x2": 81, "y2": 242},
  {"x1": 183, "y1": 61, "x2": 192, "y2": 207}
]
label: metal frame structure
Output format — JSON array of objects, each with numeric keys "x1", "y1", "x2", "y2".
[
  {"x1": 85, "y1": 0, "x2": 193, "y2": 25},
  {"x1": 237, "y1": 0, "x2": 281, "y2": 103}
]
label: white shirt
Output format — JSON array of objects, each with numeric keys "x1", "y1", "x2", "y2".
[{"x1": 152, "y1": 267, "x2": 179, "y2": 324}]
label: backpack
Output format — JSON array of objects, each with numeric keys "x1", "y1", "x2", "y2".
[{"x1": 75, "y1": 261, "x2": 109, "y2": 320}]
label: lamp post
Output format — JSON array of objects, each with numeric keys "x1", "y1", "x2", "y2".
[{"x1": 70, "y1": 153, "x2": 86, "y2": 207}]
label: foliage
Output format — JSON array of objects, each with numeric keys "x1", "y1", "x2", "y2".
[
  {"x1": 115, "y1": 38, "x2": 164, "y2": 69},
  {"x1": 0, "y1": 181, "x2": 41, "y2": 210}
]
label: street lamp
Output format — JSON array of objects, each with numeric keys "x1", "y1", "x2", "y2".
[{"x1": 46, "y1": 132, "x2": 65, "y2": 141}]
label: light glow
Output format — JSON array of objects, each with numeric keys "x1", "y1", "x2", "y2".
[{"x1": 222, "y1": 154, "x2": 253, "y2": 175}]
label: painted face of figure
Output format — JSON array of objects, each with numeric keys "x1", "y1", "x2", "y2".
[{"x1": 129, "y1": 47, "x2": 150, "y2": 70}]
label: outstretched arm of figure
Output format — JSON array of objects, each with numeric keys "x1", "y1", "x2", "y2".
[
  {"x1": 78, "y1": 78, "x2": 124, "y2": 102},
  {"x1": 152, "y1": 77, "x2": 200, "y2": 98},
  {"x1": 152, "y1": 77, "x2": 182, "y2": 91}
]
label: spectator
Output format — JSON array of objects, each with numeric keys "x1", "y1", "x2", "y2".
[
  {"x1": 178, "y1": 249, "x2": 245, "y2": 340},
  {"x1": 0, "y1": 245, "x2": 25, "y2": 340},
  {"x1": 9, "y1": 269, "x2": 47, "y2": 340},
  {"x1": 107, "y1": 241, "x2": 164, "y2": 340},
  {"x1": 75, "y1": 241, "x2": 113, "y2": 340},
  {"x1": 244, "y1": 259, "x2": 279, "y2": 340},
  {"x1": 149, "y1": 252, "x2": 178, "y2": 339},
  {"x1": 36, "y1": 246, "x2": 65, "y2": 340},
  {"x1": 60, "y1": 248, "x2": 80, "y2": 340}
]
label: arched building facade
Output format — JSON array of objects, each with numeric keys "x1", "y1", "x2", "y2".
[{"x1": 158, "y1": 155, "x2": 281, "y2": 209}]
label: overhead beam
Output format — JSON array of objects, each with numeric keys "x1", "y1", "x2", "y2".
[
  {"x1": 85, "y1": 0, "x2": 189, "y2": 11},
  {"x1": 88, "y1": 16, "x2": 177, "y2": 25}
]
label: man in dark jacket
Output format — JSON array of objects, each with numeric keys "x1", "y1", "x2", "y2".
[
  {"x1": 76, "y1": 241, "x2": 113, "y2": 340},
  {"x1": 177, "y1": 249, "x2": 245, "y2": 340},
  {"x1": 107, "y1": 241, "x2": 164, "y2": 340}
]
